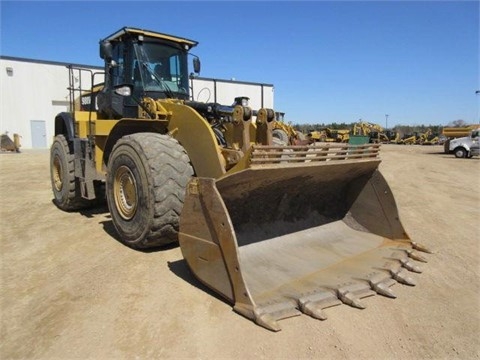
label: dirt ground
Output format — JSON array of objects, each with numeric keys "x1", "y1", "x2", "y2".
[{"x1": 0, "y1": 144, "x2": 479, "y2": 360}]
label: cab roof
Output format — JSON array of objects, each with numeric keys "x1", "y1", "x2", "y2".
[{"x1": 102, "y1": 27, "x2": 198, "y2": 49}]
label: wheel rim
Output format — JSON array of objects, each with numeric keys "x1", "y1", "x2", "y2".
[
  {"x1": 114, "y1": 165, "x2": 138, "y2": 220},
  {"x1": 52, "y1": 155, "x2": 63, "y2": 192}
]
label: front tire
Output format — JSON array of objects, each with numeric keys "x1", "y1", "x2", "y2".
[
  {"x1": 454, "y1": 147, "x2": 467, "y2": 158},
  {"x1": 106, "y1": 133, "x2": 194, "y2": 248}
]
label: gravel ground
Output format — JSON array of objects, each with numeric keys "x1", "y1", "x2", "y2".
[{"x1": 0, "y1": 144, "x2": 479, "y2": 359}]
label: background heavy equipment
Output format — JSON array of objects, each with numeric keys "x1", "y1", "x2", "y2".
[
  {"x1": 442, "y1": 125, "x2": 480, "y2": 154},
  {"x1": 352, "y1": 121, "x2": 390, "y2": 143},
  {"x1": 447, "y1": 128, "x2": 480, "y2": 158},
  {"x1": 271, "y1": 112, "x2": 307, "y2": 146},
  {"x1": 395, "y1": 133, "x2": 416, "y2": 145},
  {"x1": 50, "y1": 27, "x2": 429, "y2": 331},
  {"x1": 308, "y1": 127, "x2": 350, "y2": 143},
  {"x1": 1, "y1": 132, "x2": 21, "y2": 152},
  {"x1": 415, "y1": 129, "x2": 439, "y2": 145}
]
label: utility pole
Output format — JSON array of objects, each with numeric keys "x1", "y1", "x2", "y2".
[
  {"x1": 476, "y1": 91, "x2": 480, "y2": 122},
  {"x1": 385, "y1": 114, "x2": 389, "y2": 130}
]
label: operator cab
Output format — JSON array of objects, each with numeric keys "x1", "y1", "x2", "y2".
[{"x1": 97, "y1": 27, "x2": 199, "y2": 119}]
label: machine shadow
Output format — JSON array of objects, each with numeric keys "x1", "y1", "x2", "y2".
[
  {"x1": 421, "y1": 149, "x2": 449, "y2": 155},
  {"x1": 50, "y1": 199, "x2": 227, "y2": 303},
  {"x1": 97, "y1": 216, "x2": 180, "y2": 253},
  {"x1": 65, "y1": 200, "x2": 176, "y2": 253},
  {"x1": 79, "y1": 202, "x2": 109, "y2": 217},
  {"x1": 423, "y1": 151, "x2": 480, "y2": 159},
  {"x1": 168, "y1": 259, "x2": 230, "y2": 305}
]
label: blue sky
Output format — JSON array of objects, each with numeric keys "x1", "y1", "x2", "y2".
[{"x1": 1, "y1": 1, "x2": 478, "y2": 126}]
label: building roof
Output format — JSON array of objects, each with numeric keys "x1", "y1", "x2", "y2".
[
  {"x1": 0, "y1": 55, "x2": 103, "y2": 70},
  {"x1": 0, "y1": 55, "x2": 273, "y2": 87}
]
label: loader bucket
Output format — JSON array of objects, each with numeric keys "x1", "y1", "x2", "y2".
[{"x1": 179, "y1": 144, "x2": 429, "y2": 331}]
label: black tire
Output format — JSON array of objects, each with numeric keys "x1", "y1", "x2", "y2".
[
  {"x1": 50, "y1": 135, "x2": 92, "y2": 210},
  {"x1": 272, "y1": 129, "x2": 289, "y2": 146},
  {"x1": 296, "y1": 131, "x2": 306, "y2": 141},
  {"x1": 454, "y1": 147, "x2": 467, "y2": 158},
  {"x1": 106, "y1": 133, "x2": 194, "y2": 248}
]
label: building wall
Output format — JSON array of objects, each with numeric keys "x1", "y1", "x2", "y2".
[
  {"x1": 0, "y1": 56, "x2": 274, "y2": 149},
  {"x1": 191, "y1": 77, "x2": 274, "y2": 111},
  {"x1": 0, "y1": 57, "x2": 103, "y2": 149}
]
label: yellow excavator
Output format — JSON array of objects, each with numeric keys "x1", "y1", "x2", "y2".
[
  {"x1": 353, "y1": 121, "x2": 391, "y2": 143},
  {"x1": 50, "y1": 27, "x2": 430, "y2": 331},
  {"x1": 415, "y1": 129, "x2": 438, "y2": 145}
]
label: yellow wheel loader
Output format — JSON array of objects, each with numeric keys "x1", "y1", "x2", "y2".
[{"x1": 50, "y1": 27, "x2": 430, "y2": 331}]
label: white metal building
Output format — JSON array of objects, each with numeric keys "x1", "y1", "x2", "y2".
[
  {"x1": 0, "y1": 56, "x2": 274, "y2": 149},
  {"x1": 191, "y1": 77, "x2": 273, "y2": 111}
]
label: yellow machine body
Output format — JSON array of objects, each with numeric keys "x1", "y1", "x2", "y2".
[{"x1": 51, "y1": 27, "x2": 430, "y2": 332}]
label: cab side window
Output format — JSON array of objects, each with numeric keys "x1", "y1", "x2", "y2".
[{"x1": 111, "y1": 43, "x2": 125, "y2": 86}]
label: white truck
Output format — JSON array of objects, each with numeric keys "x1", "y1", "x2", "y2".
[{"x1": 448, "y1": 128, "x2": 480, "y2": 158}]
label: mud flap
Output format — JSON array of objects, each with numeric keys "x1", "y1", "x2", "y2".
[{"x1": 179, "y1": 145, "x2": 430, "y2": 331}]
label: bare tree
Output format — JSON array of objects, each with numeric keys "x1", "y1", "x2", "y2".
[{"x1": 448, "y1": 119, "x2": 467, "y2": 127}]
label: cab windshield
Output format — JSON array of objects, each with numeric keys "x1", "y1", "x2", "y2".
[{"x1": 133, "y1": 40, "x2": 189, "y2": 98}]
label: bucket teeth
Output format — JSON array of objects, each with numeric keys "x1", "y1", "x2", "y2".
[
  {"x1": 337, "y1": 290, "x2": 365, "y2": 309},
  {"x1": 390, "y1": 269, "x2": 416, "y2": 286},
  {"x1": 254, "y1": 312, "x2": 281, "y2": 332},
  {"x1": 370, "y1": 281, "x2": 397, "y2": 298},
  {"x1": 299, "y1": 301, "x2": 328, "y2": 320},
  {"x1": 411, "y1": 242, "x2": 433, "y2": 254},
  {"x1": 400, "y1": 258, "x2": 422, "y2": 273},
  {"x1": 251, "y1": 301, "x2": 301, "y2": 332},
  {"x1": 297, "y1": 290, "x2": 342, "y2": 320},
  {"x1": 406, "y1": 250, "x2": 428, "y2": 263}
]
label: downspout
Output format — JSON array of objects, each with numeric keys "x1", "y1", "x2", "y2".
[
  {"x1": 261, "y1": 84, "x2": 264, "y2": 108},
  {"x1": 214, "y1": 79, "x2": 217, "y2": 103}
]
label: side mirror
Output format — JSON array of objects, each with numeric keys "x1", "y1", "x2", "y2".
[
  {"x1": 193, "y1": 57, "x2": 201, "y2": 74},
  {"x1": 100, "y1": 41, "x2": 113, "y2": 61}
]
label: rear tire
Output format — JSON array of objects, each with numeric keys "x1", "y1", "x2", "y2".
[
  {"x1": 454, "y1": 147, "x2": 467, "y2": 158},
  {"x1": 106, "y1": 133, "x2": 194, "y2": 248},
  {"x1": 50, "y1": 135, "x2": 92, "y2": 210}
]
